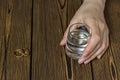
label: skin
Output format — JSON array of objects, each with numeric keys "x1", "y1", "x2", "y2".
[{"x1": 60, "y1": 0, "x2": 109, "y2": 64}]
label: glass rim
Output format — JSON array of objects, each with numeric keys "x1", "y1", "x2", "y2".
[{"x1": 68, "y1": 23, "x2": 91, "y2": 39}]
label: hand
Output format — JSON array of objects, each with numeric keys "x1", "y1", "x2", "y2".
[{"x1": 60, "y1": 1, "x2": 109, "y2": 64}]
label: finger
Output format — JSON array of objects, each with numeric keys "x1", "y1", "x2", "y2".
[
  {"x1": 81, "y1": 19, "x2": 101, "y2": 57},
  {"x1": 97, "y1": 31, "x2": 109, "y2": 59},
  {"x1": 97, "y1": 44, "x2": 108, "y2": 59},
  {"x1": 84, "y1": 24, "x2": 109, "y2": 63},
  {"x1": 84, "y1": 40, "x2": 104, "y2": 64},
  {"x1": 60, "y1": 26, "x2": 69, "y2": 46},
  {"x1": 83, "y1": 40, "x2": 104, "y2": 64},
  {"x1": 82, "y1": 28, "x2": 104, "y2": 64},
  {"x1": 78, "y1": 34, "x2": 100, "y2": 63},
  {"x1": 81, "y1": 33, "x2": 100, "y2": 57},
  {"x1": 78, "y1": 39, "x2": 102, "y2": 64},
  {"x1": 78, "y1": 31, "x2": 101, "y2": 64},
  {"x1": 91, "y1": 32, "x2": 107, "y2": 61},
  {"x1": 84, "y1": 52, "x2": 99, "y2": 64},
  {"x1": 97, "y1": 28, "x2": 109, "y2": 59},
  {"x1": 60, "y1": 37, "x2": 67, "y2": 46},
  {"x1": 78, "y1": 20, "x2": 101, "y2": 64}
]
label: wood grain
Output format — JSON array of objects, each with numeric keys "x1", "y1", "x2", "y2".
[
  {"x1": 91, "y1": 0, "x2": 120, "y2": 80},
  {"x1": 106, "y1": 0, "x2": 120, "y2": 79},
  {"x1": 31, "y1": 0, "x2": 68, "y2": 80},
  {"x1": 57, "y1": 0, "x2": 74, "y2": 79},
  {"x1": 5, "y1": 0, "x2": 32, "y2": 80},
  {"x1": 67, "y1": 0, "x2": 93, "y2": 80},
  {"x1": 0, "y1": 0, "x2": 6, "y2": 80},
  {"x1": 0, "y1": 0, "x2": 120, "y2": 80}
]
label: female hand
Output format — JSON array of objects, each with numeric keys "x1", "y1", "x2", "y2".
[{"x1": 60, "y1": 0, "x2": 109, "y2": 64}]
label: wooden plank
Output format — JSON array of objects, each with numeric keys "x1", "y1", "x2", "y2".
[
  {"x1": 67, "y1": 0, "x2": 93, "y2": 80},
  {"x1": 0, "y1": 0, "x2": 6, "y2": 80},
  {"x1": 31, "y1": 0, "x2": 68, "y2": 80},
  {"x1": 90, "y1": 0, "x2": 120, "y2": 80},
  {"x1": 107, "y1": 0, "x2": 120, "y2": 79},
  {"x1": 5, "y1": 0, "x2": 32, "y2": 80},
  {"x1": 56, "y1": 0, "x2": 74, "y2": 79},
  {"x1": 57, "y1": 0, "x2": 67, "y2": 31}
]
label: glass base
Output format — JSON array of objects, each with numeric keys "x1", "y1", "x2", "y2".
[{"x1": 65, "y1": 48, "x2": 82, "y2": 59}]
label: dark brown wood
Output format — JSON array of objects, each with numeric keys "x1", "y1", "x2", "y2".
[
  {"x1": 0, "y1": 0, "x2": 120, "y2": 80},
  {"x1": 57, "y1": 0, "x2": 74, "y2": 79},
  {"x1": 106, "y1": 1, "x2": 120, "y2": 79},
  {"x1": 91, "y1": 0, "x2": 120, "y2": 80},
  {"x1": 5, "y1": 0, "x2": 32, "y2": 80},
  {"x1": 0, "y1": 0, "x2": 6, "y2": 80},
  {"x1": 67, "y1": 0, "x2": 93, "y2": 80},
  {"x1": 31, "y1": 0, "x2": 68, "y2": 80}
]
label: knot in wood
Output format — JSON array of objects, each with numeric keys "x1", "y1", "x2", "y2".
[{"x1": 14, "y1": 48, "x2": 30, "y2": 58}]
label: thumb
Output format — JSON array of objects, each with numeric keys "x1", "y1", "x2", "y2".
[{"x1": 60, "y1": 27, "x2": 69, "y2": 46}]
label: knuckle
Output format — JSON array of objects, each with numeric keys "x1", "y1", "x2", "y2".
[
  {"x1": 101, "y1": 25, "x2": 105, "y2": 31},
  {"x1": 102, "y1": 43, "x2": 106, "y2": 49},
  {"x1": 96, "y1": 51, "x2": 100, "y2": 55},
  {"x1": 94, "y1": 34, "x2": 101, "y2": 42},
  {"x1": 100, "y1": 22, "x2": 105, "y2": 27},
  {"x1": 84, "y1": 50, "x2": 90, "y2": 55},
  {"x1": 94, "y1": 54, "x2": 98, "y2": 58},
  {"x1": 99, "y1": 21, "x2": 108, "y2": 31},
  {"x1": 85, "y1": 17, "x2": 95, "y2": 21}
]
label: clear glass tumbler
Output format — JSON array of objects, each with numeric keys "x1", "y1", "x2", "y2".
[{"x1": 65, "y1": 23, "x2": 91, "y2": 59}]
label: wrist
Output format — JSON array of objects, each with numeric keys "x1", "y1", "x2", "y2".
[{"x1": 83, "y1": 0, "x2": 106, "y2": 11}]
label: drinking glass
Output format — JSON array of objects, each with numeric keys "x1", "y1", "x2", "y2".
[{"x1": 65, "y1": 23, "x2": 91, "y2": 59}]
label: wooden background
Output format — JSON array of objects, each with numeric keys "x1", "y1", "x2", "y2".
[{"x1": 0, "y1": 0, "x2": 120, "y2": 80}]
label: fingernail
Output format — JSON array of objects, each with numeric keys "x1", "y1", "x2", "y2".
[
  {"x1": 78, "y1": 58, "x2": 84, "y2": 64},
  {"x1": 60, "y1": 41, "x2": 63, "y2": 45},
  {"x1": 60, "y1": 37, "x2": 67, "y2": 45},
  {"x1": 84, "y1": 61, "x2": 89, "y2": 64},
  {"x1": 97, "y1": 56, "x2": 101, "y2": 59},
  {"x1": 60, "y1": 39, "x2": 64, "y2": 45}
]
